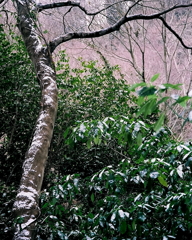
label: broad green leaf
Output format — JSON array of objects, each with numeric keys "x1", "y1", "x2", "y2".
[
  {"x1": 63, "y1": 128, "x2": 70, "y2": 138},
  {"x1": 136, "y1": 99, "x2": 156, "y2": 117},
  {"x1": 136, "y1": 133, "x2": 142, "y2": 146},
  {"x1": 132, "y1": 220, "x2": 136, "y2": 230},
  {"x1": 137, "y1": 96, "x2": 145, "y2": 106},
  {"x1": 162, "y1": 83, "x2": 182, "y2": 90},
  {"x1": 174, "y1": 96, "x2": 191, "y2": 107},
  {"x1": 119, "y1": 220, "x2": 127, "y2": 234},
  {"x1": 138, "y1": 86, "x2": 157, "y2": 97},
  {"x1": 157, "y1": 96, "x2": 170, "y2": 105},
  {"x1": 91, "y1": 193, "x2": 95, "y2": 202},
  {"x1": 145, "y1": 99, "x2": 157, "y2": 117},
  {"x1": 150, "y1": 73, "x2": 160, "y2": 82},
  {"x1": 158, "y1": 176, "x2": 168, "y2": 187},
  {"x1": 153, "y1": 114, "x2": 165, "y2": 132},
  {"x1": 87, "y1": 140, "x2": 92, "y2": 149},
  {"x1": 129, "y1": 82, "x2": 146, "y2": 91},
  {"x1": 94, "y1": 137, "x2": 101, "y2": 145}
]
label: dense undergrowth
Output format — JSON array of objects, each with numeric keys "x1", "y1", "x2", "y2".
[{"x1": 0, "y1": 26, "x2": 192, "y2": 240}]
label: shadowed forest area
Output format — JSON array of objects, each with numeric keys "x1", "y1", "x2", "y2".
[{"x1": 0, "y1": 1, "x2": 192, "y2": 239}]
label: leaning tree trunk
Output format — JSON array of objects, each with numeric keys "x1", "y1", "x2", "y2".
[{"x1": 12, "y1": 1, "x2": 58, "y2": 239}]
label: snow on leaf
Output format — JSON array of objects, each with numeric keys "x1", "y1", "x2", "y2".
[
  {"x1": 163, "y1": 236, "x2": 168, "y2": 240},
  {"x1": 134, "y1": 193, "x2": 142, "y2": 202},
  {"x1": 118, "y1": 209, "x2": 125, "y2": 218},
  {"x1": 111, "y1": 212, "x2": 116, "y2": 222},
  {"x1": 21, "y1": 218, "x2": 36, "y2": 231},
  {"x1": 150, "y1": 171, "x2": 159, "y2": 179},
  {"x1": 177, "y1": 165, "x2": 183, "y2": 178},
  {"x1": 79, "y1": 123, "x2": 86, "y2": 133}
]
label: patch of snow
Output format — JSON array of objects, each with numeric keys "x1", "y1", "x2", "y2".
[
  {"x1": 38, "y1": 112, "x2": 45, "y2": 121},
  {"x1": 30, "y1": 139, "x2": 42, "y2": 149},
  {"x1": 35, "y1": 43, "x2": 43, "y2": 54},
  {"x1": 17, "y1": 190, "x2": 36, "y2": 201},
  {"x1": 44, "y1": 95, "x2": 54, "y2": 105},
  {"x1": 13, "y1": 185, "x2": 39, "y2": 211},
  {"x1": 39, "y1": 60, "x2": 55, "y2": 74},
  {"x1": 23, "y1": 157, "x2": 33, "y2": 172},
  {"x1": 20, "y1": 186, "x2": 38, "y2": 195},
  {"x1": 21, "y1": 218, "x2": 36, "y2": 231},
  {"x1": 127, "y1": 1, "x2": 134, "y2": 7},
  {"x1": 46, "y1": 82, "x2": 55, "y2": 91},
  {"x1": 43, "y1": 76, "x2": 54, "y2": 82}
]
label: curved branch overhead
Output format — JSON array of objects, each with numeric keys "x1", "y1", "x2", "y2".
[{"x1": 48, "y1": 2, "x2": 192, "y2": 52}]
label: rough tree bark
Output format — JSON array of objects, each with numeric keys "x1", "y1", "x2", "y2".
[
  {"x1": 12, "y1": 1, "x2": 58, "y2": 239},
  {"x1": 9, "y1": 0, "x2": 192, "y2": 239}
]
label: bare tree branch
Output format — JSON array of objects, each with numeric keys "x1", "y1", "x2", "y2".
[
  {"x1": 49, "y1": 3, "x2": 192, "y2": 52},
  {"x1": 158, "y1": 16, "x2": 191, "y2": 50},
  {"x1": 37, "y1": 0, "x2": 133, "y2": 15}
]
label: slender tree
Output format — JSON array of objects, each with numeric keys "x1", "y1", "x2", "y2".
[{"x1": 1, "y1": 0, "x2": 192, "y2": 239}]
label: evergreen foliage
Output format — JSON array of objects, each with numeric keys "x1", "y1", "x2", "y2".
[
  {"x1": 0, "y1": 26, "x2": 192, "y2": 240},
  {"x1": 0, "y1": 25, "x2": 39, "y2": 239}
]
